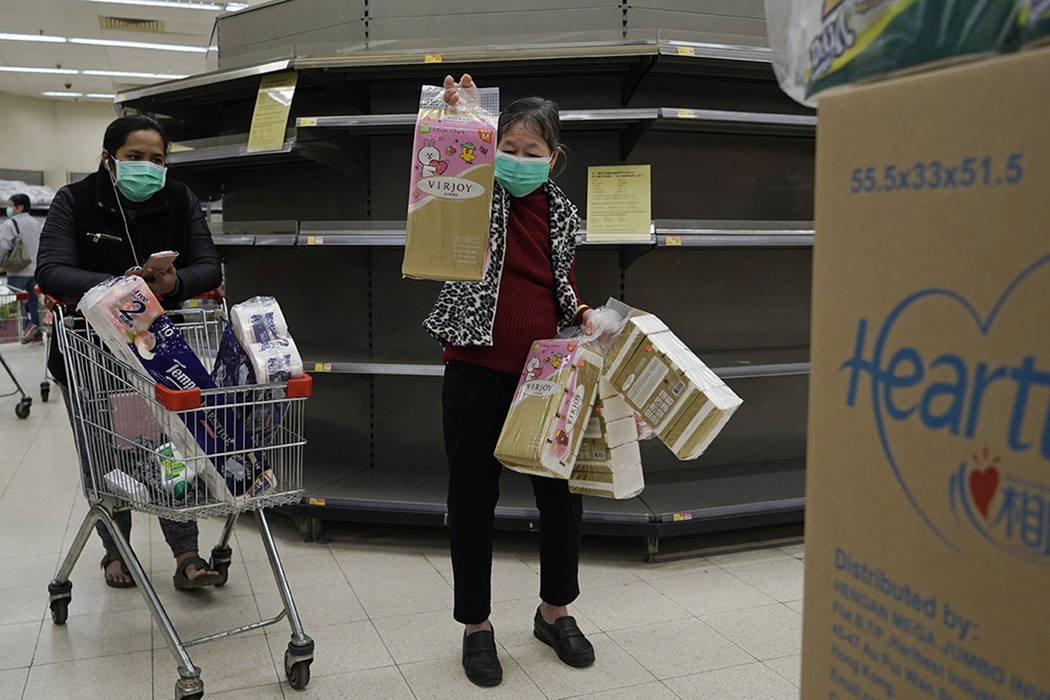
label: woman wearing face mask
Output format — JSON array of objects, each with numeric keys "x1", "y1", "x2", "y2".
[
  {"x1": 423, "y1": 75, "x2": 596, "y2": 687},
  {"x1": 36, "y1": 115, "x2": 223, "y2": 590}
]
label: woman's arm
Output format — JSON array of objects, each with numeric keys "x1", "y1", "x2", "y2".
[{"x1": 35, "y1": 188, "x2": 111, "y2": 301}]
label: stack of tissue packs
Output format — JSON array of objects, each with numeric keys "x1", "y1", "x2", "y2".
[
  {"x1": 79, "y1": 279, "x2": 298, "y2": 500},
  {"x1": 569, "y1": 378, "x2": 644, "y2": 499},
  {"x1": 212, "y1": 296, "x2": 303, "y2": 449},
  {"x1": 227, "y1": 296, "x2": 303, "y2": 383},
  {"x1": 604, "y1": 311, "x2": 742, "y2": 460},
  {"x1": 495, "y1": 339, "x2": 603, "y2": 479},
  {"x1": 78, "y1": 276, "x2": 230, "y2": 501}
]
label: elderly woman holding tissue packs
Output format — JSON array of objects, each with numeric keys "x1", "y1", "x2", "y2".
[
  {"x1": 423, "y1": 75, "x2": 597, "y2": 688},
  {"x1": 36, "y1": 115, "x2": 224, "y2": 590}
]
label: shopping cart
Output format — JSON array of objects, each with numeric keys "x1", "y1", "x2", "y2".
[
  {"x1": 0, "y1": 282, "x2": 32, "y2": 418},
  {"x1": 47, "y1": 298, "x2": 315, "y2": 699}
]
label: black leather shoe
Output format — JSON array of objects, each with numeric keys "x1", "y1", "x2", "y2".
[
  {"x1": 462, "y1": 628, "x2": 502, "y2": 687},
  {"x1": 533, "y1": 606, "x2": 595, "y2": 668}
]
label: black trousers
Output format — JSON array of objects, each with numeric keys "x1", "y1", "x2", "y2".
[{"x1": 443, "y1": 360, "x2": 583, "y2": 624}]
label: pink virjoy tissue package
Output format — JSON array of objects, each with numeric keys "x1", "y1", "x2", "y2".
[{"x1": 403, "y1": 84, "x2": 499, "y2": 282}]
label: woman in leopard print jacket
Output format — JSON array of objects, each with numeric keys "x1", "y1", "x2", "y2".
[{"x1": 423, "y1": 74, "x2": 597, "y2": 687}]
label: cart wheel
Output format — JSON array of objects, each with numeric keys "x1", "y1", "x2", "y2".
[
  {"x1": 287, "y1": 660, "x2": 311, "y2": 690},
  {"x1": 49, "y1": 599, "x2": 68, "y2": 624},
  {"x1": 174, "y1": 675, "x2": 203, "y2": 700},
  {"x1": 210, "y1": 545, "x2": 232, "y2": 587},
  {"x1": 48, "y1": 580, "x2": 72, "y2": 625},
  {"x1": 40, "y1": 382, "x2": 49, "y2": 402},
  {"x1": 15, "y1": 399, "x2": 30, "y2": 419}
]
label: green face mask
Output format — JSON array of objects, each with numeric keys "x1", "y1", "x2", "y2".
[
  {"x1": 494, "y1": 151, "x2": 551, "y2": 198},
  {"x1": 4, "y1": 206, "x2": 13, "y2": 218},
  {"x1": 113, "y1": 159, "x2": 167, "y2": 202}
]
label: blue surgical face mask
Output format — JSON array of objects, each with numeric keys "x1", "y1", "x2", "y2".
[
  {"x1": 4, "y1": 206, "x2": 13, "y2": 218},
  {"x1": 494, "y1": 151, "x2": 551, "y2": 197},
  {"x1": 112, "y1": 158, "x2": 167, "y2": 202}
]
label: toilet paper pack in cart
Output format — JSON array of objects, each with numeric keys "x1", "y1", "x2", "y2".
[{"x1": 78, "y1": 277, "x2": 300, "y2": 500}]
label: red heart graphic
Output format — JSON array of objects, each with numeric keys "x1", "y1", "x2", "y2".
[
  {"x1": 968, "y1": 467, "x2": 999, "y2": 519},
  {"x1": 430, "y1": 159, "x2": 448, "y2": 175}
]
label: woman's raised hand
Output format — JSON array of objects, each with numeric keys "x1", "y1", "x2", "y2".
[{"x1": 442, "y1": 73, "x2": 475, "y2": 107}]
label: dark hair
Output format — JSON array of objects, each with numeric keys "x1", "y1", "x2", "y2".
[
  {"x1": 8, "y1": 193, "x2": 30, "y2": 212},
  {"x1": 102, "y1": 115, "x2": 169, "y2": 156},
  {"x1": 498, "y1": 97, "x2": 566, "y2": 173}
]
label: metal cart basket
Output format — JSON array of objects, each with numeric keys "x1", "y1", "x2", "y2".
[{"x1": 47, "y1": 299, "x2": 315, "y2": 699}]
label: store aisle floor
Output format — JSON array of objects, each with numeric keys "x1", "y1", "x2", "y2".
[{"x1": 0, "y1": 342, "x2": 803, "y2": 699}]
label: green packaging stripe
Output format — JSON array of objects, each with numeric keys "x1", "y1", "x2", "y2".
[{"x1": 807, "y1": 0, "x2": 1019, "y2": 98}]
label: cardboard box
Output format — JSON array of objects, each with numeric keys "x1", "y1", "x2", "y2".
[
  {"x1": 495, "y1": 339, "x2": 603, "y2": 479},
  {"x1": 803, "y1": 47, "x2": 1050, "y2": 698},
  {"x1": 604, "y1": 312, "x2": 742, "y2": 460}
]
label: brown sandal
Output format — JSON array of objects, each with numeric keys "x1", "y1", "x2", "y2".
[
  {"x1": 173, "y1": 555, "x2": 222, "y2": 590},
  {"x1": 101, "y1": 551, "x2": 136, "y2": 588}
]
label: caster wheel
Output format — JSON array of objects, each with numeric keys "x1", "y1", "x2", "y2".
[
  {"x1": 40, "y1": 383, "x2": 49, "y2": 402},
  {"x1": 287, "y1": 660, "x2": 311, "y2": 690},
  {"x1": 50, "y1": 599, "x2": 68, "y2": 625},
  {"x1": 15, "y1": 399, "x2": 30, "y2": 419},
  {"x1": 210, "y1": 545, "x2": 232, "y2": 587}
]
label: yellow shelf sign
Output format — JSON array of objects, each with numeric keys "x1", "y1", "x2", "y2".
[
  {"x1": 246, "y1": 71, "x2": 298, "y2": 154},
  {"x1": 425, "y1": 54, "x2": 444, "y2": 63},
  {"x1": 585, "y1": 165, "x2": 652, "y2": 243}
]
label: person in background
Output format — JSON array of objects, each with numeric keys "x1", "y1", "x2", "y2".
[
  {"x1": 423, "y1": 74, "x2": 597, "y2": 687},
  {"x1": 0, "y1": 193, "x2": 42, "y2": 341},
  {"x1": 36, "y1": 114, "x2": 224, "y2": 590}
]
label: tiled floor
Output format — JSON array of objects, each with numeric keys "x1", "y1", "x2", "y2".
[{"x1": 0, "y1": 341, "x2": 803, "y2": 699}]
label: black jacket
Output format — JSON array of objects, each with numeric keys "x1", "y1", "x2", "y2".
[{"x1": 37, "y1": 166, "x2": 221, "y2": 383}]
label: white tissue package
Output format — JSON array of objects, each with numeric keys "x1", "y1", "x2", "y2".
[
  {"x1": 604, "y1": 312, "x2": 742, "y2": 461},
  {"x1": 227, "y1": 296, "x2": 304, "y2": 382},
  {"x1": 569, "y1": 378, "x2": 645, "y2": 499}
]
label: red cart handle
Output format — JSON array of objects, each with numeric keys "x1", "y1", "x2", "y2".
[{"x1": 154, "y1": 373, "x2": 313, "y2": 411}]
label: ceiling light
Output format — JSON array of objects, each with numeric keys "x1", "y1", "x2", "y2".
[
  {"x1": 86, "y1": 93, "x2": 117, "y2": 99},
  {"x1": 0, "y1": 32, "x2": 67, "y2": 43},
  {"x1": 81, "y1": 0, "x2": 247, "y2": 10},
  {"x1": 69, "y1": 37, "x2": 207, "y2": 53},
  {"x1": 0, "y1": 66, "x2": 79, "y2": 75},
  {"x1": 82, "y1": 69, "x2": 188, "y2": 79},
  {"x1": 42, "y1": 91, "x2": 83, "y2": 97}
]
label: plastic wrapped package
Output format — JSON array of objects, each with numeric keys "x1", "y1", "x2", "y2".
[
  {"x1": 495, "y1": 339, "x2": 604, "y2": 479},
  {"x1": 403, "y1": 84, "x2": 499, "y2": 281},
  {"x1": 766, "y1": 0, "x2": 1022, "y2": 105},
  {"x1": 603, "y1": 310, "x2": 742, "y2": 461}
]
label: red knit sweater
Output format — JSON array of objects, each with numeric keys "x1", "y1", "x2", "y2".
[{"x1": 443, "y1": 188, "x2": 585, "y2": 377}]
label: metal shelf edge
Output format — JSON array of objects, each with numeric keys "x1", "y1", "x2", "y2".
[
  {"x1": 306, "y1": 360, "x2": 809, "y2": 379},
  {"x1": 652, "y1": 496, "x2": 806, "y2": 523},
  {"x1": 116, "y1": 59, "x2": 292, "y2": 104}
]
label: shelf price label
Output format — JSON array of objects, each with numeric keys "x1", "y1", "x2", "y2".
[
  {"x1": 675, "y1": 109, "x2": 696, "y2": 120},
  {"x1": 425, "y1": 54, "x2": 443, "y2": 63},
  {"x1": 299, "y1": 117, "x2": 318, "y2": 127},
  {"x1": 308, "y1": 497, "x2": 326, "y2": 506},
  {"x1": 306, "y1": 236, "x2": 325, "y2": 246},
  {"x1": 313, "y1": 362, "x2": 332, "y2": 372},
  {"x1": 665, "y1": 236, "x2": 683, "y2": 247},
  {"x1": 672, "y1": 512, "x2": 693, "y2": 522},
  {"x1": 676, "y1": 46, "x2": 696, "y2": 57}
]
